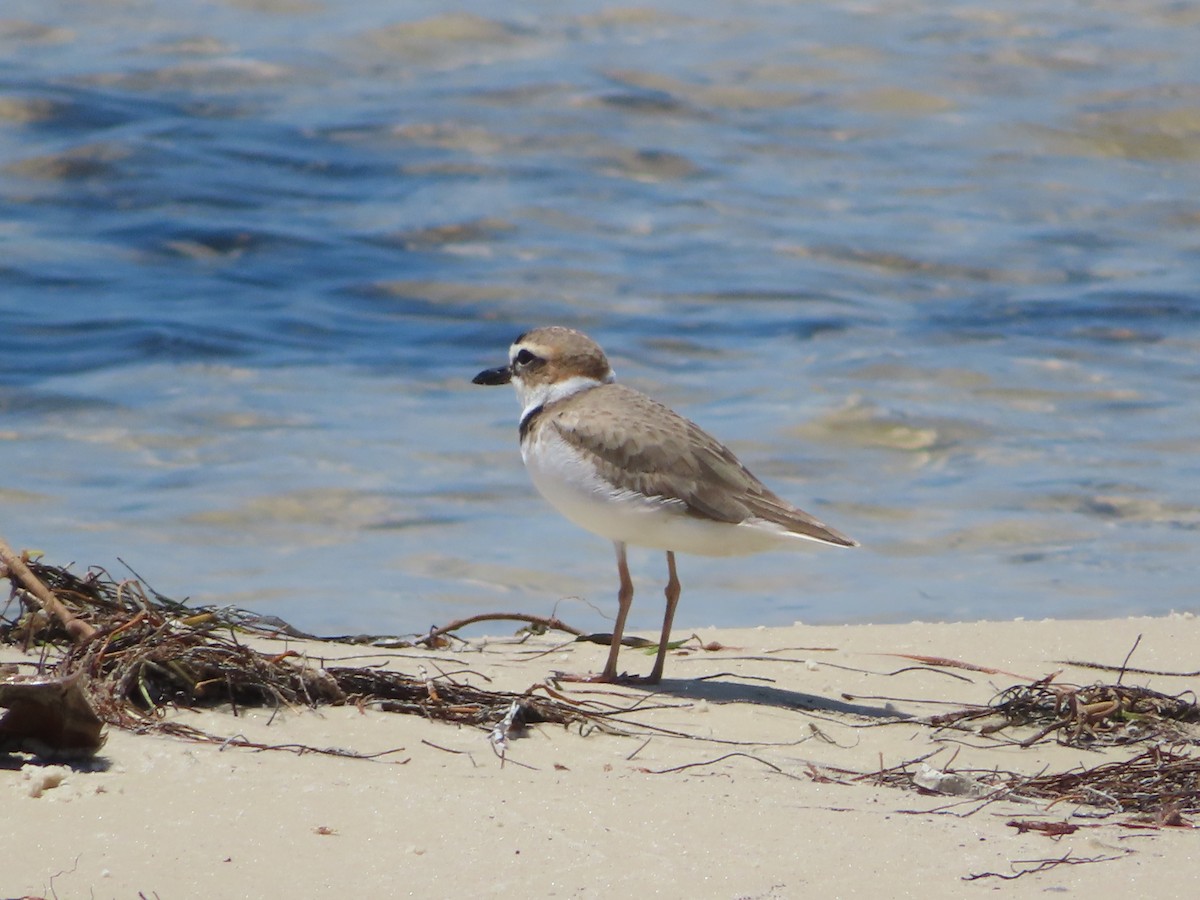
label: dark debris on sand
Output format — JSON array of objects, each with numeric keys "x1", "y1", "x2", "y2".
[{"x1": 1, "y1": 555, "x2": 588, "y2": 757}]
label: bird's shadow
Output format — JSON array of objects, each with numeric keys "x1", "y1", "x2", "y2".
[{"x1": 637, "y1": 675, "x2": 910, "y2": 720}]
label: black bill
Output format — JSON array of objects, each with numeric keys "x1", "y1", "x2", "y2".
[{"x1": 473, "y1": 365, "x2": 512, "y2": 386}]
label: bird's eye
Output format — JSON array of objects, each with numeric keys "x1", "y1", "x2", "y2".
[{"x1": 514, "y1": 348, "x2": 537, "y2": 367}]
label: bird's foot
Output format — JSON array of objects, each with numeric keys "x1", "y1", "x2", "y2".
[{"x1": 552, "y1": 671, "x2": 662, "y2": 686}]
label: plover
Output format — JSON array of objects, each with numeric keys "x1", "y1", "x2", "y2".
[{"x1": 474, "y1": 326, "x2": 856, "y2": 683}]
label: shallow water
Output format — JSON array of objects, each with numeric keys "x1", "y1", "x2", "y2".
[{"x1": 2, "y1": 1, "x2": 1198, "y2": 637}]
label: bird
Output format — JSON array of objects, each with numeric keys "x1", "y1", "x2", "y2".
[{"x1": 473, "y1": 326, "x2": 857, "y2": 684}]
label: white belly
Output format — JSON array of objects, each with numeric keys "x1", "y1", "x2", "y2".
[{"x1": 521, "y1": 430, "x2": 816, "y2": 557}]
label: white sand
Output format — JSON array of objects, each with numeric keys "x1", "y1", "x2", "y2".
[{"x1": 4, "y1": 614, "x2": 1198, "y2": 899}]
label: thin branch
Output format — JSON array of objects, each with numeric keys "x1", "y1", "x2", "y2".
[
  {"x1": 1116, "y1": 634, "x2": 1142, "y2": 686},
  {"x1": 1057, "y1": 660, "x2": 1200, "y2": 678},
  {"x1": 0, "y1": 537, "x2": 97, "y2": 642},
  {"x1": 416, "y1": 612, "x2": 585, "y2": 646},
  {"x1": 963, "y1": 852, "x2": 1123, "y2": 882},
  {"x1": 646, "y1": 751, "x2": 803, "y2": 780}
]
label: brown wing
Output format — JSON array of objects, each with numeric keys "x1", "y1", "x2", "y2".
[{"x1": 547, "y1": 384, "x2": 856, "y2": 547}]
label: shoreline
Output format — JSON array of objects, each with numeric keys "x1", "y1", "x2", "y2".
[{"x1": 5, "y1": 613, "x2": 1198, "y2": 898}]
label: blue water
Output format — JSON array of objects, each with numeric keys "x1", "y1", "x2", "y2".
[{"x1": 2, "y1": 1, "x2": 1198, "y2": 637}]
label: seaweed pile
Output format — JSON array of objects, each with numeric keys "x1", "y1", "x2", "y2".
[
  {"x1": 931, "y1": 677, "x2": 1200, "y2": 747},
  {"x1": 1, "y1": 545, "x2": 586, "y2": 757}
]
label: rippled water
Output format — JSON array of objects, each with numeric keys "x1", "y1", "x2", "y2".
[{"x1": 2, "y1": 1, "x2": 1198, "y2": 636}]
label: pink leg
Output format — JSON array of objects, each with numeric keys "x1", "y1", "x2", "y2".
[
  {"x1": 600, "y1": 541, "x2": 634, "y2": 681},
  {"x1": 645, "y1": 551, "x2": 681, "y2": 684}
]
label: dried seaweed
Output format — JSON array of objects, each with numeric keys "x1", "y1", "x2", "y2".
[
  {"x1": 963, "y1": 851, "x2": 1125, "y2": 882},
  {"x1": 1018, "y1": 744, "x2": 1200, "y2": 818},
  {"x1": 1, "y1": 557, "x2": 589, "y2": 748},
  {"x1": 846, "y1": 743, "x2": 1200, "y2": 824},
  {"x1": 930, "y1": 678, "x2": 1200, "y2": 747},
  {"x1": 872, "y1": 672, "x2": 1200, "y2": 821},
  {"x1": 326, "y1": 666, "x2": 583, "y2": 729}
]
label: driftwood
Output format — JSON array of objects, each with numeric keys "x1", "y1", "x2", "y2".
[{"x1": 0, "y1": 672, "x2": 105, "y2": 757}]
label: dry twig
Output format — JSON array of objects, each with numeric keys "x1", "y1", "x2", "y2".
[
  {"x1": 963, "y1": 851, "x2": 1124, "y2": 881},
  {"x1": 1, "y1": 538, "x2": 97, "y2": 642},
  {"x1": 415, "y1": 612, "x2": 585, "y2": 648}
]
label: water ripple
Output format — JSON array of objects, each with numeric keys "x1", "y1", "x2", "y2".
[{"x1": 2, "y1": 0, "x2": 1198, "y2": 632}]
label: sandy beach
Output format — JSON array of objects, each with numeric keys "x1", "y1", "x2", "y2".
[{"x1": 4, "y1": 613, "x2": 1198, "y2": 899}]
